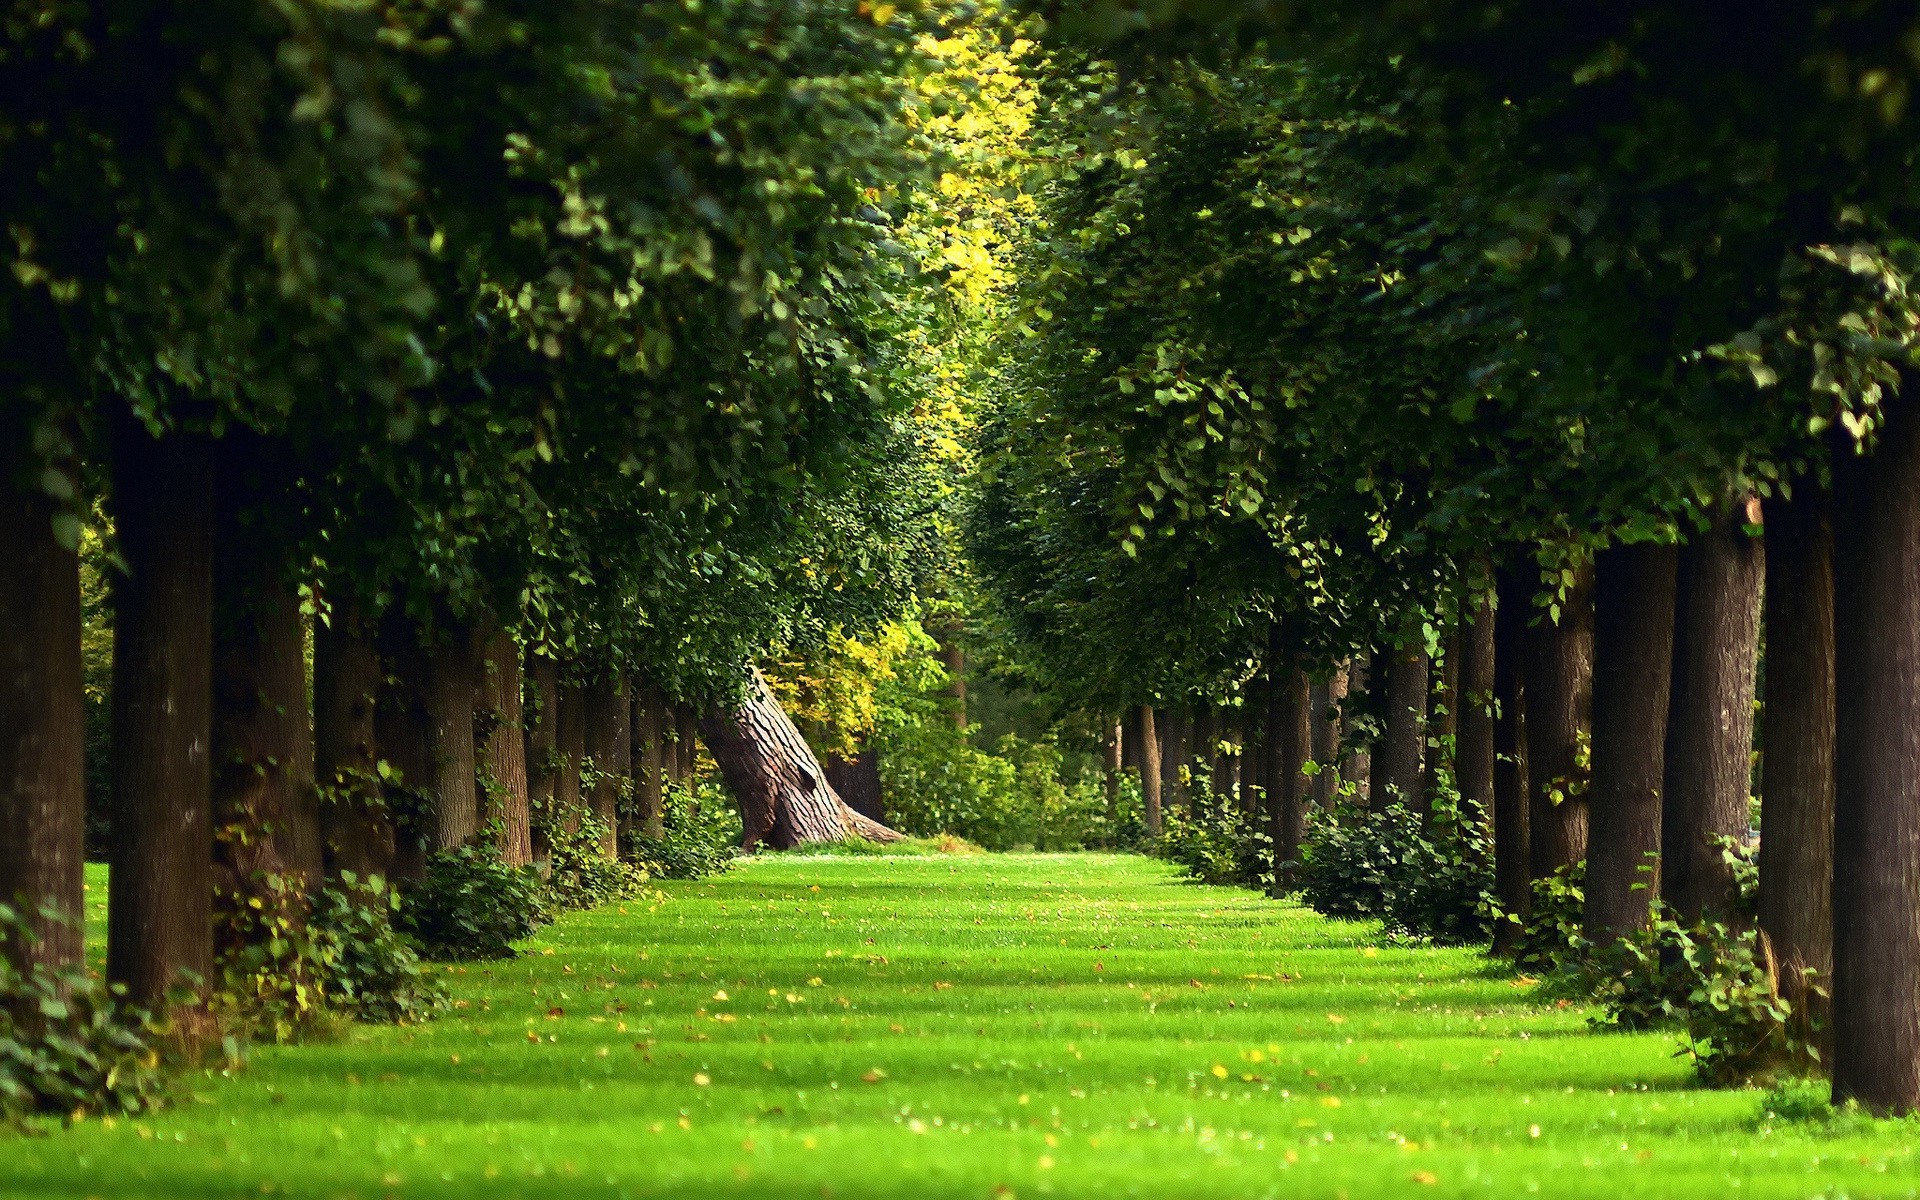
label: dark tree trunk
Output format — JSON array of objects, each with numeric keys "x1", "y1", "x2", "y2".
[
  {"x1": 1491, "y1": 567, "x2": 1533, "y2": 953},
  {"x1": 1159, "y1": 707, "x2": 1190, "y2": 812},
  {"x1": 1190, "y1": 704, "x2": 1217, "y2": 805},
  {"x1": 631, "y1": 677, "x2": 666, "y2": 838},
  {"x1": 106, "y1": 418, "x2": 215, "y2": 1013},
  {"x1": 585, "y1": 671, "x2": 629, "y2": 858},
  {"x1": 1343, "y1": 657, "x2": 1372, "y2": 807},
  {"x1": 315, "y1": 603, "x2": 391, "y2": 882},
  {"x1": 421, "y1": 626, "x2": 479, "y2": 853},
  {"x1": 826, "y1": 747, "x2": 885, "y2": 824},
  {"x1": 1661, "y1": 500, "x2": 1764, "y2": 924},
  {"x1": 1132, "y1": 704, "x2": 1162, "y2": 835},
  {"x1": 1584, "y1": 542, "x2": 1679, "y2": 944},
  {"x1": 1309, "y1": 668, "x2": 1346, "y2": 808},
  {"x1": 701, "y1": 667, "x2": 900, "y2": 849},
  {"x1": 1102, "y1": 721, "x2": 1123, "y2": 823},
  {"x1": 523, "y1": 653, "x2": 559, "y2": 857},
  {"x1": 938, "y1": 627, "x2": 967, "y2": 730},
  {"x1": 673, "y1": 704, "x2": 699, "y2": 782},
  {"x1": 0, "y1": 479, "x2": 86, "y2": 974},
  {"x1": 1831, "y1": 404, "x2": 1920, "y2": 1114},
  {"x1": 556, "y1": 681, "x2": 587, "y2": 830},
  {"x1": 476, "y1": 622, "x2": 531, "y2": 867},
  {"x1": 1240, "y1": 686, "x2": 1265, "y2": 817},
  {"x1": 1267, "y1": 658, "x2": 1309, "y2": 892},
  {"x1": 1380, "y1": 645, "x2": 1429, "y2": 816},
  {"x1": 1457, "y1": 598, "x2": 1497, "y2": 825},
  {"x1": 374, "y1": 624, "x2": 432, "y2": 881},
  {"x1": 1759, "y1": 485, "x2": 1835, "y2": 1006},
  {"x1": 1425, "y1": 626, "x2": 1461, "y2": 799},
  {"x1": 1525, "y1": 560, "x2": 1594, "y2": 879}
]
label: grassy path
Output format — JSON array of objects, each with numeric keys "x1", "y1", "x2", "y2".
[{"x1": 7, "y1": 853, "x2": 1917, "y2": 1198}]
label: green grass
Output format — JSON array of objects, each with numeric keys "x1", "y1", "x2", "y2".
[{"x1": 9, "y1": 854, "x2": 1918, "y2": 1197}]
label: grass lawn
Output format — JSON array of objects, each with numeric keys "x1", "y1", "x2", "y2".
[{"x1": 6, "y1": 853, "x2": 1917, "y2": 1198}]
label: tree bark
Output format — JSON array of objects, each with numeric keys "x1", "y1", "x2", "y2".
[
  {"x1": 0, "y1": 478, "x2": 86, "y2": 975},
  {"x1": 1425, "y1": 626, "x2": 1461, "y2": 800},
  {"x1": 1343, "y1": 657, "x2": 1372, "y2": 807},
  {"x1": 1131, "y1": 704, "x2": 1162, "y2": 835},
  {"x1": 1661, "y1": 500, "x2": 1764, "y2": 924},
  {"x1": 826, "y1": 747, "x2": 885, "y2": 824},
  {"x1": 374, "y1": 625, "x2": 432, "y2": 882},
  {"x1": 315, "y1": 602, "x2": 391, "y2": 882},
  {"x1": 1831, "y1": 404, "x2": 1920, "y2": 1114},
  {"x1": 1457, "y1": 598, "x2": 1497, "y2": 825},
  {"x1": 1103, "y1": 720, "x2": 1123, "y2": 822},
  {"x1": 1267, "y1": 656, "x2": 1309, "y2": 892},
  {"x1": 701, "y1": 666, "x2": 900, "y2": 849},
  {"x1": 938, "y1": 626, "x2": 967, "y2": 730},
  {"x1": 1240, "y1": 686, "x2": 1264, "y2": 817},
  {"x1": 1584, "y1": 542, "x2": 1679, "y2": 944},
  {"x1": 585, "y1": 671, "x2": 630, "y2": 858},
  {"x1": 1309, "y1": 668, "x2": 1346, "y2": 808},
  {"x1": 1491, "y1": 567, "x2": 1533, "y2": 953},
  {"x1": 673, "y1": 704, "x2": 700, "y2": 782},
  {"x1": 556, "y1": 681, "x2": 587, "y2": 831},
  {"x1": 631, "y1": 677, "x2": 666, "y2": 838},
  {"x1": 523, "y1": 653, "x2": 560, "y2": 857},
  {"x1": 421, "y1": 626, "x2": 479, "y2": 854},
  {"x1": 1525, "y1": 560, "x2": 1594, "y2": 879},
  {"x1": 106, "y1": 417, "x2": 215, "y2": 1013},
  {"x1": 1380, "y1": 645, "x2": 1429, "y2": 816},
  {"x1": 1759, "y1": 485, "x2": 1835, "y2": 1004},
  {"x1": 1159, "y1": 707, "x2": 1190, "y2": 813},
  {"x1": 475, "y1": 621, "x2": 532, "y2": 867}
]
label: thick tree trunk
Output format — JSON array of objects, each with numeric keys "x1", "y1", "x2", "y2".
[
  {"x1": 1491, "y1": 567, "x2": 1533, "y2": 953},
  {"x1": 421, "y1": 627, "x2": 479, "y2": 854},
  {"x1": 1584, "y1": 542, "x2": 1679, "y2": 944},
  {"x1": 585, "y1": 671, "x2": 630, "y2": 858},
  {"x1": 1661, "y1": 500, "x2": 1764, "y2": 924},
  {"x1": 673, "y1": 704, "x2": 700, "y2": 782},
  {"x1": 1267, "y1": 658, "x2": 1309, "y2": 892},
  {"x1": 1240, "y1": 686, "x2": 1265, "y2": 817},
  {"x1": 1457, "y1": 598, "x2": 1497, "y2": 824},
  {"x1": 938, "y1": 627, "x2": 967, "y2": 730},
  {"x1": 1380, "y1": 645, "x2": 1429, "y2": 815},
  {"x1": 1831, "y1": 404, "x2": 1920, "y2": 1114},
  {"x1": 1425, "y1": 627, "x2": 1461, "y2": 799},
  {"x1": 523, "y1": 653, "x2": 560, "y2": 857},
  {"x1": 1343, "y1": 657, "x2": 1372, "y2": 807},
  {"x1": 631, "y1": 677, "x2": 666, "y2": 838},
  {"x1": 106, "y1": 418, "x2": 215, "y2": 1013},
  {"x1": 374, "y1": 625, "x2": 432, "y2": 882},
  {"x1": 826, "y1": 747, "x2": 885, "y2": 824},
  {"x1": 211, "y1": 562, "x2": 320, "y2": 893},
  {"x1": 476, "y1": 622, "x2": 532, "y2": 867},
  {"x1": 701, "y1": 667, "x2": 900, "y2": 849},
  {"x1": 1132, "y1": 704, "x2": 1162, "y2": 835},
  {"x1": 1159, "y1": 707, "x2": 1190, "y2": 812},
  {"x1": 1309, "y1": 668, "x2": 1346, "y2": 808},
  {"x1": 315, "y1": 603, "x2": 391, "y2": 882},
  {"x1": 1525, "y1": 560, "x2": 1594, "y2": 879},
  {"x1": 1759, "y1": 485, "x2": 1835, "y2": 1005},
  {"x1": 556, "y1": 682, "x2": 587, "y2": 830},
  {"x1": 0, "y1": 479, "x2": 86, "y2": 975},
  {"x1": 1189, "y1": 705, "x2": 1216, "y2": 804}
]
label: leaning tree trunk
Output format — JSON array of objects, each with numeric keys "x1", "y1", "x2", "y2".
[
  {"x1": 1759, "y1": 484, "x2": 1835, "y2": 1011},
  {"x1": 1661, "y1": 498, "x2": 1764, "y2": 924},
  {"x1": 1491, "y1": 566, "x2": 1533, "y2": 953},
  {"x1": 1584, "y1": 542, "x2": 1679, "y2": 944},
  {"x1": 1267, "y1": 656, "x2": 1310, "y2": 893},
  {"x1": 826, "y1": 746, "x2": 885, "y2": 824},
  {"x1": 585, "y1": 671, "x2": 630, "y2": 859},
  {"x1": 106, "y1": 416, "x2": 215, "y2": 1015},
  {"x1": 523, "y1": 652, "x2": 559, "y2": 855},
  {"x1": 476, "y1": 621, "x2": 532, "y2": 867},
  {"x1": 1832, "y1": 402, "x2": 1920, "y2": 1115},
  {"x1": 315, "y1": 601, "x2": 392, "y2": 882},
  {"x1": 1380, "y1": 644, "x2": 1430, "y2": 816},
  {"x1": 0, "y1": 474, "x2": 86, "y2": 975},
  {"x1": 1525, "y1": 559, "x2": 1594, "y2": 879},
  {"x1": 701, "y1": 666, "x2": 900, "y2": 849},
  {"x1": 631, "y1": 677, "x2": 666, "y2": 839},
  {"x1": 1131, "y1": 704, "x2": 1163, "y2": 835},
  {"x1": 1457, "y1": 597, "x2": 1497, "y2": 825}
]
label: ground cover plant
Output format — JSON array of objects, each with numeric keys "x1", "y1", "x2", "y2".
[{"x1": 5, "y1": 855, "x2": 1915, "y2": 1197}]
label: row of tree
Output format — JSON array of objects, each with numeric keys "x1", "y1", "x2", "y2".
[{"x1": 974, "y1": 3, "x2": 1920, "y2": 1111}]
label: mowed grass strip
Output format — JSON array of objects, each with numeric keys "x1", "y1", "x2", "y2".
[{"x1": 7, "y1": 854, "x2": 1917, "y2": 1198}]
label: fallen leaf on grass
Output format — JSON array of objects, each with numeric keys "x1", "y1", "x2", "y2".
[{"x1": 1410, "y1": 1171, "x2": 1436, "y2": 1185}]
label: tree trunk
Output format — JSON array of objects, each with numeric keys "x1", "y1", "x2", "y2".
[
  {"x1": 556, "y1": 681, "x2": 587, "y2": 831},
  {"x1": 374, "y1": 625, "x2": 432, "y2": 882},
  {"x1": 1240, "y1": 687, "x2": 1264, "y2": 817},
  {"x1": 1267, "y1": 656, "x2": 1309, "y2": 892},
  {"x1": 1190, "y1": 705, "x2": 1217, "y2": 805},
  {"x1": 1661, "y1": 499, "x2": 1764, "y2": 924},
  {"x1": 1159, "y1": 707, "x2": 1190, "y2": 813},
  {"x1": 1343, "y1": 657, "x2": 1372, "y2": 807},
  {"x1": 701, "y1": 666, "x2": 900, "y2": 849},
  {"x1": 476, "y1": 621, "x2": 532, "y2": 867},
  {"x1": 523, "y1": 653, "x2": 559, "y2": 857},
  {"x1": 315, "y1": 602, "x2": 391, "y2": 882},
  {"x1": 1103, "y1": 720, "x2": 1123, "y2": 823},
  {"x1": 1425, "y1": 626, "x2": 1461, "y2": 800},
  {"x1": 1759, "y1": 485, "x2": 1835, "y2": 1006},
  {"x1": 1380, "y1": 645, "x2": 1429, "y2": 815},
  {"x1": 673, "y1": 704, "x2": 700, "y2": 782},
  {"x1": 1457, "y1": 598, "x2": 1497, "y2": 825},
  {"x1": 1310, "y1": 668, "x2": 1346, "y2": 808},
  {"x1": 0, "y1": 478, "x2": 86, "y2": 975},
  {"x1": 1525, "y1": 560, "x2": 1594, "y2": 879},
  {"x1": 631, "y1": 677, "x2": 666, "y2": 838},
  {"x1": 421, "y1": 626, "x2": 479, "y2": 854},
  {"x1": 938, "y1": 627, "x2": 967, "y2": 730},
  {"x1": 826, "y1": 747, "x2": 885, "y2": 824},
  {"x1": 585, "y1": 671, "x2": 629, "y2": 859},
  {"x1": 1131, "y1": 704, "x2": 1162, "y2": 835},
  {"x1": 1831, "y1": 403, "x2": 1920, "y2": 1113},
  {"x1": 1492, "y1": 566, "x2": 1533, "y2": 953},
  {"x1": 1584, "y1": 542, "x2": 1679, "y2": 944},
  {"x1": 106, "y1": 417, "x2": 215, "y2": 1014}
]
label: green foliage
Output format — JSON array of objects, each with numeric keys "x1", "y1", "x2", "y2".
[
  {"x1": 878, "y1": 718, "x2": 1118, "y2": 851},
  {"x1": 1295, "y1": 797, "x2": 1497, "y2": 945},
  {"x1": 0, "y1": 905, "x2": 162, "y2": 1121},
  {"x1": 1759, "y1": 1077, "x2": 1838, "y2": 1125},
  {"x1": 308, "y1": 876, "x2": 446, "y2": 1027},
  {"x1": 396, "y1": 846, "x2": 547, "y2": 962},
  {"x1": 1510, "y1": 862, "x2": 1588, "y2": 975},
  {"x1": 1157, "y1": 774, "x2": 1269, "y2": 889},
  {"x1": 541, "y1": 815, "x2": 650, "y2": 914},
  {"x1": 626, "y1": 780, "x2": 741, "y2": 882}
]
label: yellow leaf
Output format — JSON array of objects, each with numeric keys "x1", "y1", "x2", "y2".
[{"x1": 1210, "y1": 1064, "x2": 1229, "y2": 1079}]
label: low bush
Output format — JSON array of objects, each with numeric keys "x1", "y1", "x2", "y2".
[
  {"x1": 0, "y1": 904, "x2": 164, "y2": 1121},
  {"x1": 397, "y1": 844, "x2": 547, "y2": 961},
  {"x1": 627, "y1": 779, "x2": 741, "y2": 880},
  {"x1": 1158, "y1": 773, "x2": 1271, "y2": 889},
  {"x1": 1509, "y1": 861, "x2": 1586, "y2": 974},
  {"x1": 309, "y1": 875, "x2": 445, "y2": 1025},
  {"x1": 879, "y1": 721, "x2": 1127, "y2": 851},
  {"x1": 1295, "y1": 794, "x2": 1496, "y2": 944},
  {"x1": 543, "y1": 813, "x2": 650, "y2": 912}
]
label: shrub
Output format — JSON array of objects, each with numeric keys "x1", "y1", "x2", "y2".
[
  {"x1": 1296, "y1": 804, "x2": 1400, "y2": 920},
  {"x1": 397, "y1": 844, "x2": 547, "y2": 961},
  {"x1": 309, "y1": 875, "x2": 445, "y2": 1025},
  {"x1": 1158, "y1": 773, "x2": 1270, "y2": 888},
  {"x1": 1509, "y1": 861, "x2": 1586, "y2": 974},
  {"x1": 627, "y1": 779, "x2": 741, "y2": 880},
  {"x1": 1295, "y1": 794, "x2": 1496, "y2": 944},
  {"x1": 543, "y1": 813, "x2": 650, "y2": 912},
  {"x1": 1759, "y1": 1076, "x2": 1836, "y2": 1124},
  {"x1": 878, "y1": 719, "x2": 1123, "y2": 851},
  {"x1": 0, "y1": 904, "x2": 163, "y2": 1121},
  {"x1": 213, "y1": 872, "x2": 335, "y2": 1042}
]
